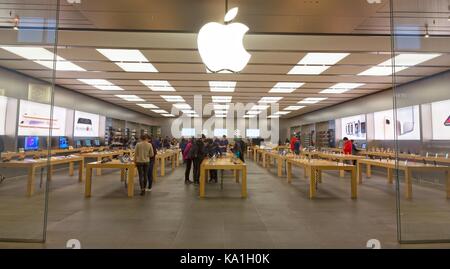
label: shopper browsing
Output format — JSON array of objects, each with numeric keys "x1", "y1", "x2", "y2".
[
  {"x1": 342, "y1": 137, "x2": 352, "y2": 155},
  {"x1": 146, "y1": 136, "x2": 157, "y2": 192},
  {"x1": 134, "y1": 134, "x2": 154, "y2": 196},
  {"x1": 183, "y1": 138, "x2": 194, "y2": 184}
]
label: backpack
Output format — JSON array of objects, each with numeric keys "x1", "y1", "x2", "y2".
[{"x1": 188, "y1": 143, "x2": 198, "y2": 159}]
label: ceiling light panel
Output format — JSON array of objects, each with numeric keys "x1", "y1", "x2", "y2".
[
  {"x1": 173, "y1": 103, "x2": 191, "y2": 109},
  {"x1": 137, "y1": 103, "x2": 158, "y2": 109},
  {"x1": 269, "y1": 82, "x2": 304, "y2": 93},
  {"x1": 243, "y1": 115, "x2": 256, "y2": 118},
  {"x1": 209, "y1": 81, "x2": 236, "y2": 92},
  {"x1": 2, "y1": 46, "x2": 85, "y2": 71},
  {"x1": 275, "y1": 111, "x2": 291, "y2": 115},
  {"x1": 162, "y1": 114, "x2": 175, "y2": 117},
  {"x1": 140, "y1": 80, "x2": 176, "y2": 91},
  {"x1": 288, "y1": 53, "x2": 349, "y2": 75},
  {"x1": 247, "y1": 110, "x2": 263, "y2": 115},
  {"x1": 115, "y1": 95, "x2": 145, "y2": 102},
  {"x1": 358, "y1": 53, "x2": 441, "y2": 76},
  {"x1": 212, "y1": 96, "x2": 232, "y2": 103},
  {"x1": 78, "y1": 79, "x2": 124, "y2": 91},
  {"x1": 268, "y1": 115, "x2": 281, "y2": 118},
  {"x1": 298, "y1": 53, "x2": 350, "y2": 65},
  {"x1": 96, "y1": 49, "x2": 148, "y2": 62},
  {"x1": 320, "y1": 83, "x2": 365, "y2": 94},
  {"x1": 298, "y1": 97, "x2": 328, "y2": 104},
  {"x1": 213, "y1": 104, "x2": 230, "y2": 110},
  {"x1": 259, "y1": 97, "x2": 283, "y2": 103},
  {"x1": 284, "y1": 106, "x2": 305, "y2": 111},
  {"x1": 152, "y1": 109, "x2": 169, "y2": 114},
  {"x1": 116, "y1": 62, "x2": 158, "y2": 72},
  {"x1": 161, "y1": 95, "x2": 185, "y2": 102}
]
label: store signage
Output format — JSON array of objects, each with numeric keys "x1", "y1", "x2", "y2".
[{"x1": 197, "y1": 7, "x2": 251, "y2": 73}]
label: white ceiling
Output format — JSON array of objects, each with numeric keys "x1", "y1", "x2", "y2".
[{"x1": 0, "y1": 0, "x2": 449, "y2": 119}]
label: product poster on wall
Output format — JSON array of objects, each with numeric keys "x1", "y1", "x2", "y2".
[
  {"x1": 18, "y1": 99, "x2": 67, "y2": 136},
  {"x1": 340, "y1": 114, "x2": 367, "y2": 140},
  {"x1": 431, "y1": 99, "x2": 450, "y2": 140},
  {"x1": 0, "y1": 96, "x2": 7, "y2": 135},
  {"x1": 373, "y1": 105, "x2": 420, "y2": 140},
  {"x1": 73, "y1": 110, "x2": 100, "y2": 137}
]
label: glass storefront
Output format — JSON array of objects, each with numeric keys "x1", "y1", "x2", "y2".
[{"x1": 0, "y1": 0, "x2": 59, "y2": 242}]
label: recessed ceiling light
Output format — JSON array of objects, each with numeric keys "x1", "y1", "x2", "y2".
[
  {"x1": 181, "y1": 110, "x2": 197, "y2": 114},
  {"x1": 268, "y1": 115, "x2": 281, "y2": 118},
  {"x1": 161, "y1": 95, "x2": 185, "y2": 102},
  {"x1": 358, "y1": 53, "x2": 441, "y2": 76},
  {"x1": 284, "y1": 106, "x2": 305, "y2": 111},
  {"x1": 243, "y1": 115, "x2": 256, "y2": 118},
  {"x1": 173, "y1": 103, "x2": 191, "y2": 109},
  {"x1": 152, "y1": 109, "x2": 169, "y2": 114},
  {"x1": 96, "y1": 49, "x2": 148, "y2": 62},
  {"x1": 78, "y1": 79, "x2": 124, "y2": 91},
  {"x1": 116, "y1": 62, "x2": 158, "y2": 72},
  {"x1": 137, "y1": 103, "x2": 158, "y2": 109},
  {"x1": 258, "y1": 97, "x2": 283, "y2": 103},
  {"x1": 161, "y1": 114, "x2": 175, "y2": 117},
  {"x1": 209, "y1": 81, "x2": 236, "y2": 92},
  {"x1": 275, "y1": 111, "x2": 291, "y2": 115},
  {"x1": 297, "y1": 53, "x2": 350, "y2": 65},
  {"x1": 320, "y1": 83, "x2": 365, "y2": 94},
  {"x1": 288, "y1": 53, "x2": 349, "y2": 75},
  {"x1": 140, "y1": 80, "x2": 176, "y2": 91},
  {"x1": 298, "y1": 97, "x2": 328, "y2": 104},
  {"x1": 215, "y1": 115, "x2": 227, "y2": 118},
  {"x1": 115, "y1": 95, "x2": 145, "y2": 102},
  {"x1": 213, "y1": 104, "x2": 230, "y2": 110},
  {"x1": 247, "y1": 110, "x2": 263, "y2": 115},
  {"x1": 212, "y1": 96, "x2": 232, "y2": 103},
  {"x1": 251, "y1": 105, "x2": 270, "y2": 110},
  {"x1": 269, "y1": 82, "x2": 304, "y2": 93},
  {"x1": 1, "y1": 46, "x2": 86, "y2": 71}
]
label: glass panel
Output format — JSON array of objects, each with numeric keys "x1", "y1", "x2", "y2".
[
  {"x1": 0, "y1": 0, "x2": 58, "y2": 242},
  {"x1": 392, "y1": 0, "x2": 450, "y2": 242}
]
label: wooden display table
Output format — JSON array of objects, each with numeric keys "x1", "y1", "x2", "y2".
[
  {"x1": 320, "y1": 147, "x2": 343, "y2": 153},
  {"x1": 0, "y1": 147, "x2": 107, "y2": 159},
  {"x1": 286, "y1": 158, "x2": 357, "y2": 199},
  {"x1": 317, "y1": 152, "x2": 365, "y2": 177},
  {"x1": 363, "y1": 151, "x2": 450, "y2": 165},
  {"x1": 78, "y1": 150, "x2": 129, "y2": 176},
  {"x1": 154, "y1": 149, "x2": 179, "y2": 177},
  {"x1": 85, "y1": 160, "x2": 136, "y2": 198},
  {"x1": 357, "y1": 159, "x2": 450, "y2": 199},
  {"x1": 199, "y1": 157, "x2": 247, "y2": 198},
  {"x1": 263, "y1": 151, "x2": 291, "y2": 176},
  {"x1": 0, "y1": 155, "x2": 84, "y2": 196}
]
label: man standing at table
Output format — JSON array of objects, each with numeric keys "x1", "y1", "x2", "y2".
[{"x1": 134, "y1": 135, "x2": 154, "y2": 196}]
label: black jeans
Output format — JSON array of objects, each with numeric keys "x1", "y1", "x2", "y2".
[
  {"x1": 147, "y1": 158, "x2": 155, "y2": 189},
  {"x1": 193, "y1": 158, "x2": 202, "y2": 183},
  {"x1": 185, "y1": 159, "x2": 193, "y2": 182},
  {"x1": 136, "y1": 162, "x2": 149, "y2": 191}
]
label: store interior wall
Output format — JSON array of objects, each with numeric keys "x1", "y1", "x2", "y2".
[{"x1": 282, "y1": 70, "x2": 450, "y2": 152}]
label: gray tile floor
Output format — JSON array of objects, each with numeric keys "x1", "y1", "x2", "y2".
[{"x1": 1, "y1": 158, "x2": 450, "y2": 249}]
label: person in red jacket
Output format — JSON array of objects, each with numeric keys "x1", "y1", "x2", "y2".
[
  {"x1": 290, "y1": 135, "x2": 298, "y2": 152},
  {"x1": 343, "y1": 137, "x2": 353, "y2": 155}
]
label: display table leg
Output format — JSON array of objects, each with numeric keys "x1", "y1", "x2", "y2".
[
  {"x1": 85, "y1": 167, "x2": 92, "y2": 197},
  {"x1": 351, "y1": 168, "x2": 357, "y2": 199},
  {"x1": 241, "y1": 167, "x2": 247, "y2": 198}
]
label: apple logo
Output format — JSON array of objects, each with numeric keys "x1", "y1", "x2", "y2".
[{"x1": 197, "y1": 7, "x2": 251, "y2": 73}]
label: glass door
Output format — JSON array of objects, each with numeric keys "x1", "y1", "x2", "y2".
[
  {"x1": 0, "y1": 0, "x2": 59, "y2": 242},
  {"x1": 392, "y1": 0, "x2": 450, "y2": 243}
]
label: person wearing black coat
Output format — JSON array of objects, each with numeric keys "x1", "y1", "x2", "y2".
[
  {"x1": 190, "y1": 138, "x2": 206, "y2": 185},
  {"x1": 206, "y1": 139, "x2": 221, "y2": 183}
]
